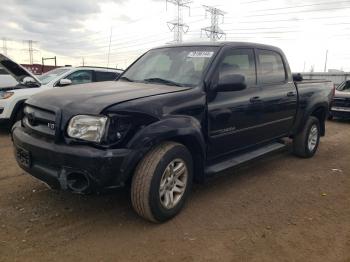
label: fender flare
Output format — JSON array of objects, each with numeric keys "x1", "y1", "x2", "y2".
[
  {"x1": 295, "y1": 102, "x2": 328, "y2": 136},
  {"x1": 119, "y1": 116, "x2": 206, "y2": 183},
  {"x1": 10, "y1": 99, "x2": 26, "y2": 123}
]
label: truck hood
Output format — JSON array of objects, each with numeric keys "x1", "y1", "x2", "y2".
[
  {"x1": 26, "y1": 81, "x2": 191, "y2": 115},
  {"x1": 0, "y1": 54, "x2": 41, "y2": 87}
]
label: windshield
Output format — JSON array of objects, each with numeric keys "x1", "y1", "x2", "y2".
[
  {"x1": 37, "y1": 68, "x2": 71, "y2": 85},
  {"x1": 337, "y1": 81, "x2": 350, "y2": 92},
  {"x1": 120, "y1": 46, "x2": 218, "y2": 87}
]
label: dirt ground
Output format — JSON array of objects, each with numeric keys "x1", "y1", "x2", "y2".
[{"x1": 0, "y1": 120, "x2": 349, "y2": 262}]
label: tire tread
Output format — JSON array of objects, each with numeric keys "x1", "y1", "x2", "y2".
[{"x1": 131, "y1": 142, "x2": 181, "y2": 222}]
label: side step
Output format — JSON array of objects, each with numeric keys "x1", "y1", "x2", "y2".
[{"x1": 205, "y1": 142, "x2": 287, "y2": 176}]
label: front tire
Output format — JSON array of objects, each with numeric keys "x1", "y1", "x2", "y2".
[
  {"x1": 131, "y1": 142, "x2": 193, "y2": 223},
  {"x1": 293, "y1": 116, "x2": 320, "y2": 158}
]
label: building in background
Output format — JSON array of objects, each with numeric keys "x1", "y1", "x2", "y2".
[{"x1": 21, "y1": 64, "x2": 61, "y2": 75}]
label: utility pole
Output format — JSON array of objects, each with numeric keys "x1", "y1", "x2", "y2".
[
  {"x1": 166, "y1": 0, "x2": 192, "y2": 43},
  {"x1": 324, "y1": 49, "x2": 328, "y2": 73},
  {"x1": 42, "y1": 56, "x2": 57, "y2": 74},
  {"x1": 82, "y1": 57, "x2": 85, "y2": 66},
  {"x1": 201, "y1": 5, "x2": 226, "y2": 41},
  {"x1": 107, "y1": 27, "x2": 113, "y2": 68},
  {"x1": 28, "y1": 40, "x2": 34, "y2": 64},
  {"x1": 2, "y1": 38, "x2": 8, "y2": 55}
]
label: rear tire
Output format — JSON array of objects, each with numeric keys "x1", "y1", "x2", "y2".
[
  {"x1": 131, "y1": 142, "x2": 193, "y2": 223},
  {"x1": 293, "y1": 116, "x2": 320, "y2": 158}
]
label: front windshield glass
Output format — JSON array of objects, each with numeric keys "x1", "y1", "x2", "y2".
[
  {"x1": 120, "y1": 46, "x2": 218, "y2": 87},
  {"x1": 37, "y1": 68, "x2": 70, "y2": 85}
]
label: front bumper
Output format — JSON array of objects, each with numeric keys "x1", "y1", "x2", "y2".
[{"x1": 12, "y1": 124, "x2": 140, "y2": 192}]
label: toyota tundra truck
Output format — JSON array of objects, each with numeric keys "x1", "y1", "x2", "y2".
[{"x1": 12, "y1": 42, "x2": 335, "y2": 223}]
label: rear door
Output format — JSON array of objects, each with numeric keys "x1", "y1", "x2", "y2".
[{"x1": 256, "y1": 49, "x2": 297, "y2": 140}]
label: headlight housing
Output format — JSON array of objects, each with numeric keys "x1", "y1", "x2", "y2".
[
  {"x1": 0, "y1": 91, "x2": 14, "y2": 99},
  {"x1": 67, "y1": 115, "x2": 108, "y2": 143}
]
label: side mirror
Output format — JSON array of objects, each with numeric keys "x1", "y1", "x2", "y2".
[
  {"x1": 217, "y1": 74, "x2": 247, "y2": 92},
  {"x1": 21, "y1": 76, "x2": 40, "y2": 87},
  {"x1": 59, "y1": 79, "x2": 72, "y2": 86}
]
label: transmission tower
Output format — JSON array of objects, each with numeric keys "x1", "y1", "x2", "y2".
[
  {"x1": 24, "y1": 40, "x2": 38, "y2": 64},
  {"x1": 2, "y1": 38, "x2": 8, "y2": 55},
  {"x1": 201, "y1": 5, "x2": 226, "y2": 41},
  {"x1": 166, "y1": 0, "x2": 192, "y2": 43}
]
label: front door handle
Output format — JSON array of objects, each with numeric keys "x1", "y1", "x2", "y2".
[
  {"x1": 287, "y1": 91, "x2": 296, "y2": 97},
  {"x1": 250, "y1": 96, "x2": 262, "y2": 103}
]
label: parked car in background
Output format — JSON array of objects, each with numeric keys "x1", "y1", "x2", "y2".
[
  {"x1": 0, "y1": 54, "x2": 123, "y2": 126},
  {"x1": 329, "y1": 80, "x2": 350, "y2": 119},
  {"x1": 12, "y1": 42, "x2": 334, "y2": 222},
  {"x1": 0, "y1": 69, "x2": 17, "y2": 88}
]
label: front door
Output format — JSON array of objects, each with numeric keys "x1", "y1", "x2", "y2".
[{"x1": 207, "y1": 48, "x2": 264, "y2": 159}]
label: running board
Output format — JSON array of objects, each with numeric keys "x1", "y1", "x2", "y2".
[{"x1": 205, "y1": 142, "x2": 287, "y2": 176}]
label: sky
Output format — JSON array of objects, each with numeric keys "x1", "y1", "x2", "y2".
[{"x1": 1, "y1": 0, "x2": 350, "y2": 72}]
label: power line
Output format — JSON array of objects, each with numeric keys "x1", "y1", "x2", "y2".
[
  {"x1": 201, "y1": 5, "x2": 226, "y2": 41},
  {"x1": 166, "y1": 0, "x2": 192, "y2": 43},
  {"x1": 246, "y1": 0, "x2": 350, "y2": 13},
  {"x1": 238, "y1": 5, "x2": 350, "y2": 18}
]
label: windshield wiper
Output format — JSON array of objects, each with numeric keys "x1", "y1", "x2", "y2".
[
  {"x1": 119, "y1": 76, "x2": 134, "y2": 82},
  {"x1": 143, "y1": 78, "x2": 184, "y2": 87}
]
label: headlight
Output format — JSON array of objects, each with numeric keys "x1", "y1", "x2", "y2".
[
  {"x1": 67, "y1": 115, "x2": 108, "y2": 143},
  {"x1": 0, "y1": 91, "x2": 14, "y2": 99}
]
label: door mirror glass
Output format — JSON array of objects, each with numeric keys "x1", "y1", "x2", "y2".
[
  {"x1": 59, "y1": 78, "x2": 72, "y2": 86},
  {"x1": 217, "y1": 74, "x2": 247, "y2": 92}
]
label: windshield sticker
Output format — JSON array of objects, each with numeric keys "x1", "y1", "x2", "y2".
[{"x1": 187, "y1": 51, "x2": 214, "y2": 58}]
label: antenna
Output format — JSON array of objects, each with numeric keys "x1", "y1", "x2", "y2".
[
  {"x1": 166, "y1": 0, "x2": 192, "y2": 43},
  {"x1": 201, "y1": 5, "x2": 226, "y2": 41}
]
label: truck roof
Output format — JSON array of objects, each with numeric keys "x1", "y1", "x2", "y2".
[{"x1": 156, "y1": 41, "x2": 283, "y2": 52}]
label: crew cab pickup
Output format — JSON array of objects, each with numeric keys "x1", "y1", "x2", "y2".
[
  {"x1": 0, "y1": 54, "x2": 123, "y2": 127},
  {"x1": 12, "y1": 42, "x2": 335, "y2": 223},
  {"x1": 329, "y1": 80, "x2": 350, "y2": 119}
]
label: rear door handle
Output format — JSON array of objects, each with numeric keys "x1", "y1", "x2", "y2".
[
  {"x1": 287, "y1": 91, "x2": 296, "y2": 97},
  {"x1": 250, "y1": 96, "x2": 262, "y2": 103}
]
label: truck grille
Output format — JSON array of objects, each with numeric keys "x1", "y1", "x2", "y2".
[
  {"x1": 23, "y1": 105, "x2": 56, "y2": 137},
  {"x1": 333, "y1": 97, "x2": 350, "y2": 108}
]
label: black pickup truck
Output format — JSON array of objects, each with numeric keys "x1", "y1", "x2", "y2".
[{"x1": 12, "y1": 42, "x2": 334, "y2": 222}]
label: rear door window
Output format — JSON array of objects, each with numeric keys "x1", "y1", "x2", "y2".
[
  {"x1": 257, "y1": 49, "x2": 286, "y2": 84},
  {"x1": 95, "y1": 71, "x2": 119, "y2": 82}
]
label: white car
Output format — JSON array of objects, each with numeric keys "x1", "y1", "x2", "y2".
[
  {"x1": 0, "y1": 70, "x2": 17, "y2": 88},
  {"x1": 0, "y1": 54, "x2": 123, "y2": 126}
]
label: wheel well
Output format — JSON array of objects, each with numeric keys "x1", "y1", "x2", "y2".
[
  {"x1": 171, "y1": 136, "x2": 205, "y2": 183},
  {"x1": 10, "y1": 100, "x2": 25, "y2": 124},
  {"x1": 311, "y1": 107, "x2": 326, "y2": 136}
]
